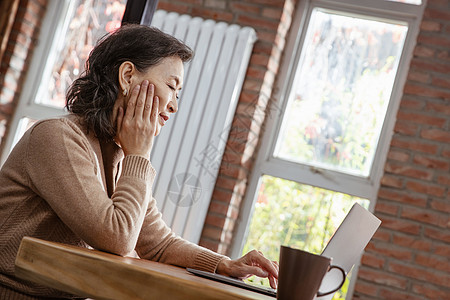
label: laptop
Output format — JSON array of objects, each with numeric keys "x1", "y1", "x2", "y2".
[{"x1": 187, "y1": 203, "x2": 381, "y2": 298}]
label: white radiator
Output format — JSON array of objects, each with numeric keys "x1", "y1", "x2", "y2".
[{"x1": 141, "y1": 10, "x2": 257, "y2": 244}]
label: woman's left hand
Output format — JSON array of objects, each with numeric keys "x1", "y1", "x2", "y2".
[{"x1": 216, "y1": 250, "x2": 279, "y2": 289}]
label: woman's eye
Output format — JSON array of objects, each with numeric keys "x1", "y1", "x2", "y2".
[{"x1": 168, "y1": 84, "x2": 179, "y2": 100}]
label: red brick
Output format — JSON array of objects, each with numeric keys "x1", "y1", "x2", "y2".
[
  {"x1": 360, "y1": 252, "x2": 385, "y2": 268},
  {"x1": 230, "y1": 2, "x2": 260, "y2": 14},
  {"x1": 255, "y1": 31, "x2": 277, "y2": 44},
  {"x1": 262, "y1": 7, "x2": 283, "y2": 20},
  {"x1": 12, "y1": 31, "x2": 31, "y2": 48},
  {"x1": 191, "y1": 7, "x2": 233, "y2": 22},
  {"x1": 208, "y1": 200, "x2": 230, "y2": 216},
  {"x1": 442, "y1": 146, "x2": 450, "y2": 159},
  {"x1": 400, "y1": 97, "x2": 426, "y2": 110},
  {"x1": 204, "y1": 213, "x2": 226, "y2": 229},
  {"x1": 437, "y1": 49, "x2": 450, "y2": 61},
  {"x1": 218, "y1": 161, "x2": 248, "y2": 180},
  {"x1": 421, "y1": 128, "x2": 450, "y2": 143},
  {"x1": 387, "y1": 150, "x2": 411, "y2": 162},
  {"x1": 430, "y1": 199, "x2": 450, "y2": 213},
  {"x1": 433, "y1": 242, "x2": 450, "y2": 257},
  {"x1": 223, "y1": 148, "x2": 253, "y2": 169},
  {"x1": 239, "y1": 90, "x2": 260, "y2": 104},
  {"x1": 388, "y1": 262, "x2": 449, "y2": 288},
  {"x1": 237, "y1": 15, "x2": 280, "y2": 31},
  {"x1": 417, "y1": 34, "x2": 450, "y2": 48},
  {"x1": 424, "y1": 8, "x2": 450, "y2": 22},
  {"x1": 385, "y1": 162, "x2": 433, "y2": 180},
  {"x1": 405, "y1": 180, "x2": 446, "y2": 197},
  {"x1": 397, "y1": 110, "x2": 447, "y2": 127},
  {"x1": 204, "y1": 0, "x2": 226, "y2": 9},
  {"x1": 432, "y1": 76, "x2": 450, "y2": 89},
  {"x1": 410, "y1": 59, "x2": 450, "y2": 74},
  {"x1": 29, "y1": 0, "x2": 46, "y2": 16},
  {"x1": 366, "y1": 243, "x2": 413, "y2": 261},
  {"x1": 401, "y1": 206, "x2": 448, "y2": 227},
  {"x1": 201, "y1": 224, "x2": 223, "y2": 240},
  {"x1": 372, "y1": 229, "x2": 391, "y2": 242},
  {"x1": 404, "y1": 82, "x2": 450, "y2": 99},
  {"x1": 198, "y1": 238, "x2": 219, "y2": 252},
  {"x1": 380, "y1": 174, "x2": 404, "y2": 188},
  {"x1": 250, "y1": 54, "x2": 270, "y2": 68},
  {"x1": 12, "y1": 18, "x2": 36, "y2": 37},
  {"x1": 413, "y1": 154, "x2": 450, "y2": 170},
  {"x1": 392, "y1": 234, "x2": 432, "y2": 252},
  {"x1": 252, "y1": 38, "x2": 277, "y2": 58},
  {"x1": 415, "y1": 253, "x2": 450, "y2": 273},
  {"x1": 377, "y1": 188, "x2": 427, "y2": 207},
  {"x1": 379, "y1": 215, "x2": 421, "y2": 235},
  {"x1": 241, "y1": 0, "x2": 285, "y2": 8},
  {"x1": 379, "y1": 288, "x2": 423, "y2": 300},
  {"x1": 243, "y1": 77, "x2": 264, "y2": 93},
  {"x1": 357, "y1": 268, "x2": 407, "y2": 289},
  {"x1": 375, "y1": 201, "x2": 400, "y2": 215},
  {"x1": 156, "y1": 2, "x2": 190, "y2": 14},
  {"x1": 353, "y1": 281, "x2": 378, "y2": 297},
  {"x1": 212, "y1": 187, "x2": 232, "y2": 203},
  {"x1": 23, "y1": 10, "x2": 39, "y2": 26},
  {"x1": 391, "y1": 137, "x2": 438, "y2": 154},
  {"x1": 407, "y1": 71, "x2": 430, "y2": 83},
  {"x1": 414, "y1": 45, "x2": 435, "y2": 57},
  {"x1": 215, "y1": 175, "x2": 239, "y2": 191},
  {"x1": 394, "y1": 121, "x2": 418, "y2": 136},
  {"x1": 245, "y1": 65, "x2": 268, "y2": 80},
  {"x1": 424, "y1": 226, "x2": 450, "y2": 243},
  {"x1": 420, "y1": 20, "x2": 443, "y2": 32},
  {"x1": 412, "y1": 283, "x2": 449, "y2": 300}
]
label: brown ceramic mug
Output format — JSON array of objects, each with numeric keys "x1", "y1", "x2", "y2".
[{"x1": 277, "y1": 246, "x2": 346, "y2": 300}]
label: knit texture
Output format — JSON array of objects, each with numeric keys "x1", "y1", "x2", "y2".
[{"x1": 0, "y1": 115, "x2": 226, "y2": 298}]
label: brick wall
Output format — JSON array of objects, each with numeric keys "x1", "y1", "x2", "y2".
[
  {"x1": 353, "y1": 0, "x2": 450, "y2": 299},
  {"x1": 0, "y1": 0, "x2": 47, "y2": 153}
]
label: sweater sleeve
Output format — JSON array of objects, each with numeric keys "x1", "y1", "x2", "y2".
[
  {"x1": 134, "y1": 197, "x2": 228, "y2": 273},
  {"x1": 25, "y1": 119, "x2": 153, "y2": 255}
]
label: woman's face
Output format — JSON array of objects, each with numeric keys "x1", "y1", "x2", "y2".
[{"x1": 132, "y1": 56, "x2": 184, "y2": 136}]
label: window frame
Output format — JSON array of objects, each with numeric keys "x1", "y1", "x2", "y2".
[
  {"x1": 231, "y1": 0, "x2": 426, "y2": 297},
  {"x1": 0, "y1": 0, "x2": 72, "y2": 165}
]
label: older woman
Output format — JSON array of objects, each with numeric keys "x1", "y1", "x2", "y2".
[{"x1": 0, "y1": 24, "x2": 277, "y2": 299}]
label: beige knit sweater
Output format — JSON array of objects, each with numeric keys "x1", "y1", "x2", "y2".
[{"x1": 0, "y1": 115, "x2": 226, "y2": 299}]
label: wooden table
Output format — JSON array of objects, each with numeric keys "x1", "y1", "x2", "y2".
[{"x1": 15, "y1": 237, "x2": 274, "y2": 300}]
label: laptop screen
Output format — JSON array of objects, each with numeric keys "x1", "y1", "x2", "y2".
[{"x1": 316, "y1": 203, "x2": 381, "y2": 299}]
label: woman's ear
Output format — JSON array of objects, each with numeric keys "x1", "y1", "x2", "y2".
[{"x1": 118, "y1": 61, "x2": 135, "y2": 95}]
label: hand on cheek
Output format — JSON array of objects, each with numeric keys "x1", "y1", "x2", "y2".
[{"x1": 116, "y1": 80, "x2": 159, "y2": 158}]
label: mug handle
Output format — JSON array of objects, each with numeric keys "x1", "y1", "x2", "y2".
[{"x1": 316, "y1": 265, "x2": 347, "y2": 297}]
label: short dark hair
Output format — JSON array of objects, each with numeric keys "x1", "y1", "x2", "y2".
[{"x1": 66, "y1": 24, "x2": 193, "y2": 140}]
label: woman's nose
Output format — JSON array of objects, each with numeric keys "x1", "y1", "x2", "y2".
[{"x1": 168, "y1": 99, "x2": 178, "y2": 113}]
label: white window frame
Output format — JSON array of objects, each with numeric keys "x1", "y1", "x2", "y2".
[
  {"x1": 231, "y1": 0, "x2": 425, "y2": 297},
  {"x1": 0, "y1": 0, "x2": 74, "y2": 165}
]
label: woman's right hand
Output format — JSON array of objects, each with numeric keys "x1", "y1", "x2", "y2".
[{"x1": 116, "y1": 80, "x2": 159, "y2": 158}]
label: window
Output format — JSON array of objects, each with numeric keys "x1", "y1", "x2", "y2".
[
  {"x1": 232, "y1": 0, "x2": 425, "y2": 299},
  {"x1": 1, "y1": 0, "x2": 126, "y2": 164}
]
